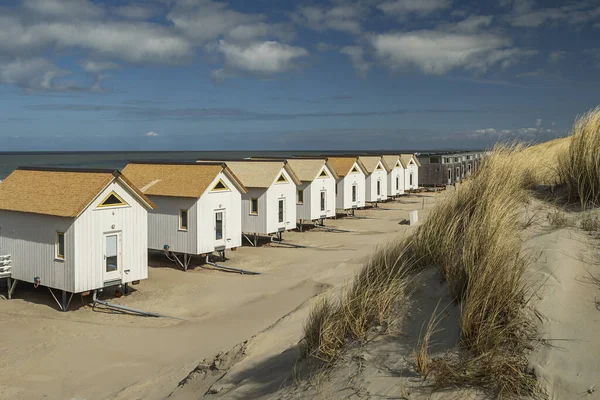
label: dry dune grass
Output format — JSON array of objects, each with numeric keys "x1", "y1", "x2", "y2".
[
  {"x1": 300, "y1": 129, "x2": 579, "y2": 397},
  {"x1": 301, "y1": 242, "x2": 420, "y2": 363},
  {"x1": 521, "y1": 136, "x2": 569, "y2": 185},
  {"x1": 411, "y1": 146, "x2": 543, "y2": 397},
  {"x1": 558, "y1": 107, "x2": 600, "y2": 209}
]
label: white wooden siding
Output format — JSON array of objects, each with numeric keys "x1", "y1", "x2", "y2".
[
  {"x1": 297, "y1": 165, "x2": 336, "y2": 221},
  {"x1": 405, "y1": 162, "x2": 419, "y2": 190},
  {"x1": 386, "y1": 166, "x2": 405, "y2": 196},
  {"x1": 365, "y1": 167, "x2": 389, "y2": 202},
  {"x1": 335, "y1": 163, "x2": 366, "y2": 210},
  {"x1": 0, "y1": 179, "x2": 148, "y2": 293},
  {"x1": 307, "y1": 166, "x2": 336, "y2": 220},
  {"x1": 241, "y1": 188, "x2": 268, "y2": 234},
  {"x1": 265, "y1": 168, "x2": 297, "y2": 233},
  {"x1": 0, "y1": 211, "x2": 75, "y2": 291},
  {"x1": 196, "y1": 172, "x2": 242, "y2": 252},
  {"x1": 73, "y1": 179, "x2": 149, "y2": 293},
  {"x1": 146, "y1": 196, "x2": 198, "y2": 254},
  {"x1": 296, "y1": 182, "x2": 311, "y2": 221}
]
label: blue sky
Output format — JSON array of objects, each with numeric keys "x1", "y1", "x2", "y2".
[{"x1": 0, "y1": 0, "x2": 599, "y2": 151}]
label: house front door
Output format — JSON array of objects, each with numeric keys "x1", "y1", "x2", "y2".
[
  {"x1": 320, "y1": 190, "x2": 327, "y2": 216},
  {"x1": 215, "y1": 210, "x2": 225, "y2": 249},
  {"x1": 103, "y1": 232, "x2": 122, "y2": 283}
]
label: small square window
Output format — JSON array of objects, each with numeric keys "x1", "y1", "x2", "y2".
[
  {"x1": 56, "y1": 232, "x2": 65, "y2": 259},
  {"x1": 250, "y1": 198, "x2": 258, "y2": 215},
  {"x1": 180, "y1": 209, "x2": 188, "y2": 231}
]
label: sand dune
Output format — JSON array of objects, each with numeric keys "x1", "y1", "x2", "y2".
[{"x1": 168, "y1": 199, "x2": 600, "y2": 400}]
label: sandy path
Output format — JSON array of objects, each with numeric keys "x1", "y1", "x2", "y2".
[
  {"x1": 0, "y1": 193, "x2": 441, "y2": 400},
  {"x1": 528, "y1": 226, "x2": 600, "y2": 399}
]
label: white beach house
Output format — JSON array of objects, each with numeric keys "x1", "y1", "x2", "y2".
[
  {"x1": 358, "y1": 156, "x2": 389, "y2": 204},
  {"x1": 0, "y1": 167, "x2": 155, "y2": 311},
  {"x1": 401, "y1": 154, "x2": 421, "y2": 191},
  {"x1": 198, "y1": 160, "x2": 300, "y2": 243},
  {"x1": 382, "y1": 155, "x2": 406, "y2": 197},
  {"x1": 327, "y1": 157, "x2": 367, "y2": 211},
  {"x1": 121, "y1": 162, "x2": 247, "y2": 271},
  {"x1": 286, "y1": 158, "x2": 338, "y2": 224}
]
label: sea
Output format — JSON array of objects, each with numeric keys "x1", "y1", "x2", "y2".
[{"x1": 0, "y1": 150, "x2": 393, "y2": 180}]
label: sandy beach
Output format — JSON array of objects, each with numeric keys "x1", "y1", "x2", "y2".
[{"x1": 0, "y1": 193, "x2": 441, "y2": 400}]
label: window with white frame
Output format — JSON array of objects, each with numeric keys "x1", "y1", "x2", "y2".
[{"x1": 56, "y1": 232, "x2": 65, "y2": 259}]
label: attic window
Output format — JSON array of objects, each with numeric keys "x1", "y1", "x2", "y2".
[
  {"x1": 211, "y1": 179, "x2": 230, "y2": 192},
  {"x1": 375, "y1": 163, "x2": 383, "y2": 171},
  {"x1": 319, "y1": 169, "x2": 329, "y2": 178},
  {"x1": 98, "y1": 191, "x2": 128, "y2": 208},
  {"x1": 350, "y1": 165, "x2": 359, "y2": 174},
  {"x1": 396, "y1": 162, "x2": 401, "y2": 168},
  {"x1": 276, "y1": 173, "x2": 288, "y2": 183}
]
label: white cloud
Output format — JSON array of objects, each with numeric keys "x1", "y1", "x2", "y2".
[
  {"x1": 215, "y1": 40, "x2": 308, "y2": 76},
  {"x1": 535, "y1": 118, "x2": 542, "y2": 127},
  {"x1": 377, "y1": 0, "x2": 451, "y2": 17},
  {"x1": 371, "y1": 30, "x2": 533, "y2": 74},
  {"x1": 0, "y1": 58, "x2": 77, "y2": 91},
  {"x1": 548, "y1": 50, "x2": 566, "y2": 63},
  {"x1": 503, "y1": 1, "x2": 600, "y2": 27},
  {"x1": 340, "y1": 46, "x2": 372, "y2": 77},
  {"x1": 0, "y1": 17, "x2": 193, "y2": 64},
  {"x1": 145, "y1": 131, "x2": 159, "y2": 137},
  {"x1": 293, "y1": 5, "x2": 363, "y2": 34},
  {"x1": 80, "y1": 60, "x2": 119, "y2": 73},
  {"x1": 474, "y1": 128, "x2": 497, "y2": 135},
  {"x1": 23, "y1": 0, "x2": 105, "y2": 19},
  {"x1": 471, "y1": 125, "x2": 556, "y2": 139},
  {"x1": 168, "y1": 0, "x2": 265, "y2": 43},
  {"x1": 441, "y1": 15, "x2": 494, "y2": 33}
]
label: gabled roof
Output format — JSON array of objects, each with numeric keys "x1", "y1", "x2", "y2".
[
  {"x1": 381, "y1": 155, "x2": 405, "y2": 171},
  {"x1": 122, "y1": 162, "x2": 247, "y2": 198},
  {"x1": 285, "y1": 159, "x2": 339, "y2": 182},
  {"x1": 401, "y1": 154, "x2": 422, "y2": 167},
  {"x1": 358, "y1": 156, "x2": 387, "y2": 174},
  {"x1": 0, "y1": 167, "x2": 154, "y2": 218},
  {"x1": 197, "y1": 160, "x2": 301, "y2": 188},
  {"x1": 327, "y1": 157, "x2": 367, "y2": 177}
]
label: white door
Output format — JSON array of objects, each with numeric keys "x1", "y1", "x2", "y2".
[
  {"x1": 103, "y1": 232, "x2": 121, "y2": 283},
  {"x1": 214, "y1": 210, "x2": 225, "y2": 248},
  {"x1": 278, "y1": 198, "x2": 285, "y2": 228},
  {"x1": 320, "y1": 190, "x2": 326, "y2": 216}
]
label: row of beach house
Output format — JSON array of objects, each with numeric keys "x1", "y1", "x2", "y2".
[{"x1": 0, "y1": 153, "x2": 444, "y2": 311}]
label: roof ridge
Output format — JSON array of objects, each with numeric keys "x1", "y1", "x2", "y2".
[{"x1": 17, "y1": 166, "x2": 119, "y2": 174}]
